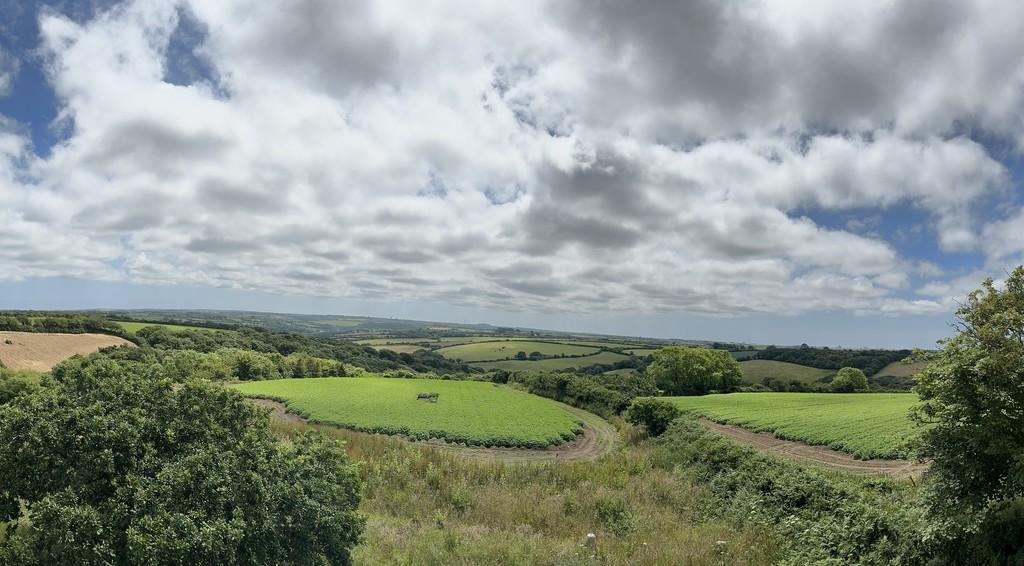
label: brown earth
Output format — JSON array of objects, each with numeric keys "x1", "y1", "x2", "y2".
[
  {"x1": 0, "y1": 331, "x2": 134, "y2": 371},
  {"x1": 253, "y1": 398, "x2": 617, "y2": 464},
  {"x1": 699, "y1": 418, "x2": 928, "y2": 479}
]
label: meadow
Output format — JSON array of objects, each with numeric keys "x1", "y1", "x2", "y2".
[
  {"x1": 738, "y1": 359, "x2": 833, "y2": 384},
  {"x1": 113, "y1": 320, "x2": 212, "y2": 334},
  {"x1": 875, "y1": 360, "x2": 929, "y2": 377},
  {"x1": 231, "y1": 377, "x2": 583, "y2": 448},
  {"x1": 472, "y1": 351, "x2": 630, "y2": 371},
  {"x1": 436, "y1": 340, "x2": 601, "y2": 362},
  {"x1": 663, "y1": 392, "x2": 922, "y2": 459}
]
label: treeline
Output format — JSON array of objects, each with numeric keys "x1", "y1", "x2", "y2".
[
  {"x1": 0, "y1": 312, "x2": 130, "y2": 338},
  {"x1": 755, "y1": 345, "x2": 911, "y2": 376},
  {"x1": 504, "y1": 371, "x2": 657, "y2": 418}
]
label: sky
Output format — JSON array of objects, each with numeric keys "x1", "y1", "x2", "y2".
[{"x1": 1, "y1": 0, "x2": 1023, "y2": 348}]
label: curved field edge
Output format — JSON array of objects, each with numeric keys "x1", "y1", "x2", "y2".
[
  {"x1": 231, "y1": 378, "x2": 584, "y2": 449},
  {"x1": 662, "y1": 393, "x2": 922, "y2": 459}
]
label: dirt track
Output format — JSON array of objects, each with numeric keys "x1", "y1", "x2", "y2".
[
  {"x1": 699, "y1": 418, "x2": 928, "y2": 478},
  {"x1": 0, "y1": 331, "x2": 133, "y2": 371},
  {"x1": 254, "y1": 398, "x2": 617, "y2": 464}
]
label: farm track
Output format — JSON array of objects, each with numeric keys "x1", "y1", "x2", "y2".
[
  {"x1": 699, "y1": 418, "x2": 928, "y2": 479},
  {"x1": 255, "y1": 399, "x2": 617, "y2": 464}
]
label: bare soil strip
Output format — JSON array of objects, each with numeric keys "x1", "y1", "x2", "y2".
[
  {"x1": 0, "y1": 331, "x2": 134, "y2": 371},
  {"x1": 699, "y1": 418, "x2": 928, "y2": 478},
  {"x1": 254, "y1": 398, "x2": 617, "y2": 464}
]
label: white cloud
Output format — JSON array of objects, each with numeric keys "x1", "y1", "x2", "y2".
[{"x1": 0, "y1": 0, "x2": 1022, "y2": 319}]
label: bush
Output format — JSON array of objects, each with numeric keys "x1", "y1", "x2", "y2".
[
  {"x1": 0, "y1": 363, "x2": 365, "y2": 564},
  {"x1": 830, "y1": 367, "x2": 868, "y2": 392},
  {"x1": 625, "y1": 398, "x2": 680, "y2": 436}
]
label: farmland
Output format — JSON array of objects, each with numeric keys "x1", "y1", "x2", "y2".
[
  {"x1": 738, "y1": 360, "x2": 833, "y2": 384},
  {"x1": 370, "y1": 344, "x2": 424, "y2": 354},
  {"x1": 0, "y1": 331, "x2": 133, "y2": 371},
  {"x1": 472, "y1": 351, "x2": 631, "y2": 371},
  {"x1": 435, "y1": 340, "x2": 601, "y2": 362},
  {"x1": 664, "y1": 392, "x2": 922, "y2": 459},
  {"x1": 113, "y1": 320, "x2": 213, "y2": 334},
  {"x1": 875, "y1": 360, "x2": 929, "y2": 377},
  {"x1": 232, "y1": 377, "x2": 582, "y2": 448}
]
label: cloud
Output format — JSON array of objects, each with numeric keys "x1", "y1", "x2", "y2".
[{"x1": 0, "y1": 0, "x2": 1021, "y2": 320}]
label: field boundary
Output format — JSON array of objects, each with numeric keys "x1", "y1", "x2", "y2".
[
  {"x1": 699, "y1": 418, "x2": 927, "y2": 478},
  {"x1": 254, "y1": 398, "x2": 617, "y2": 464}
]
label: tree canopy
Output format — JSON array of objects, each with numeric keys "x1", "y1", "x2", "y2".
[
  {"x1": 830, "y1": 367, "x2": 868, "y2": 392},
  {"x1": 913, "y1": 266, "x2": 1024, "y2": 560},
  {"x1": 0, "y1": 359, "x2": 364, "y2": 565},
  {"x1": 647, "y1": 346, "x2": 741, "y2": 395}
]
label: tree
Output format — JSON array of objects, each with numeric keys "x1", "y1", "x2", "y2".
[
  {"x1": 515, "y1": 351, "x2": 527, "y2": 360},
  {"x1": 0, "y1": 359, "x2": 364, "y2": 564},
  {"x1": 830, "y1": 367, "x2": 868, "y2": 392},
  {"x1": 912, "y1": 266, "x2": 1024, "y2": 560},
  {"x1": 626, "y1": 398, "x2": 680, "y2": 436},
  {"x1": 528, "y1": 351, "x2": 544, "y2": 360},
  {"x1": 646, "y1": 346, "x2": 742, "y2": 395}
]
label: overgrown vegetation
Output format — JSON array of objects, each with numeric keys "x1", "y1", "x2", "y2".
[
  {"x1": 507, "y1": 371, "x2": 658, "y2": 418},
  {"x1": 755, "y1": 345, "x2": 912, "y2": 376}
]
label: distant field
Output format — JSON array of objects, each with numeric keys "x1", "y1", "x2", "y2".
[
  {"x1": 875, "y1": 361, "x2": 928, "y2": 377},
  {"x1": 113, "y1": 321, "x2": 212, "y2": 334},
  {"x1": 729, "y1": 350, "x2": 760, "y2": 360},
  {"x1": 0, "y1": 331, "x2": 134, "y2": 371},
  {"x1": 603, "y1": 368, "x2": 639, "y2": 376},
  {"x1": 356, "y1": 336, "x2": 502, "y2": 346},
  {"x1": 323, "y1": 319, "x2": 364, "y2": 327},
  {"x1": 739, "y1": 360, "x2": 833, "y2": 384},
  {"x1": 664, "y1": 392, "x2": 922, "y2": 459},
  {"x1": 232, "y1": 377, "x2": 581, "y2": 447},
  {"x1": 372, "y1": 344, "x2": 423, "y2": 354},
  {"x1": 472, "y1": 351, "x2": 630, "y2": 371},
  {"x1": 625, "y1": 348, "x2": 659, "y2": 356},
  {"x1": 436, "y1": 341, "x2": 600, "y2": 362}
]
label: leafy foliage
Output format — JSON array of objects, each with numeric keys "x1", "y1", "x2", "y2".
[
  {"x1": 0, "y1": 368, "x2": 42, "y2": 404},
  {"x1": 0, "y1": 312, "x2": 131, "y2": 338},
  {"x1": 755, "y1": 345, "x2": 911, "y2": 376},
  {"x1": 508, "y1": 371, "x2": 657, "y2": 417},
  {"x1": 830, "y1": 367, "x2": 869, "y2": 392},
  {"x1": 0, "y1": 360, "x2": 364, "y2": 565},
  {"x1": 625, "y1": 398, "x2": 680, "y2": 436},
  {"x1": 647, "y1": 346, "x2": 742, "y2": 395},
  {"x1": 912, "y1": 266, "x2": 1024, "y2": 561}
]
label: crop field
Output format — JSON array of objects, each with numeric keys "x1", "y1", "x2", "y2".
[
  {"x1": 739, "y1": 360, "x2": 833, "y2": 384},
  {"x1": 113, "y1": 321, "x2": 212, "y2": 334},
  {"x1": 371, "y1": 344, "x2": 424, "y2": 354},
  {"x1": 625, "y1": 348, "x2": 659, "y2": 356},
  {"x1": 664, "y1": 392, "x2": 922, "y2": 459},
  {"x1": 0, "y1": 331, "x2": 134, "y2": 371},
  {"x1": 436, "y1": 340, "x2": 600, "y2": 362},
  {"x1": 875, "y1": 360, "x2": 928, "y2": 377},
  {"x1": 355, "y1": 336, "x2": 504, "y2": 346},
  {"x1": 472, "y1": 351, "x2": 630, "y2": 371},
  {"x1": 232, "y1": 377, "x2": 582, "y2": 448}
]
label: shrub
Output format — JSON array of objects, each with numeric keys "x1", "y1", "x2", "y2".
[
  {"x1": 830, "y1": 367, "x2": 868, "y2": 392},
  {"x1": 625, "y1": 398, "x2": 680, "y2": 436}
]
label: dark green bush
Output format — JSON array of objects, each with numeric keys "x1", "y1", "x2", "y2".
[{"x1": 625, "y1": 398, "x2": 680, "y2": 436}]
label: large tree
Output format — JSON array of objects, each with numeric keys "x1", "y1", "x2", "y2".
[
  {"x1": 0, "y1": 358, "x2": 364, "y2": 565},
  {"x1": 830, "y1": 367, "x2": 868, "y2": 392},
  {"x1": 912, "y1": 266, "x2": 1024, "y2": 560},
  {"x1": 647, "y1": 346, "x2": 742, "y2": 395}
]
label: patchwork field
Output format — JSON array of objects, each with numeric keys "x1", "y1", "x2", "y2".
[
  {"x1": 113, "y1": 321, "x2": 212, "y2": 334},
  {"x1": 738, "y1": 359, "x2": 834, "y2": 384},
  {"x1": 371, "y1": 344, "x2": 424, "y2": 354},
  {"x1": 436, "y1": 340, "x2": 600, "y2": 362},
  {"x1": 664, "y1": 392, "x2": 922, "y2": 459},
  {"x1": 472, "y1": 351, "x2": 631, "y2": 371},
  {"x1": 0, "y1": 331, "x2": 134, "y2": 371},
  {"x1": 232, "y1": 377, "x2": 582, "y2": 448}
]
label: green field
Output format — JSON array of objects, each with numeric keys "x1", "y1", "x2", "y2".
[
  {"x1": 356, "y1": 336, "x2": 502, "y2": 346},
  {"x1": 372, "y1": 344, "x2": 424, "y2": 354},
  {"x1": 664, "y1": 392, "x2": 922, "y2": 459},
  {"x1": 436, "y1": 340, "x2": 602, "y2": 362},
  {"x1": 738, "y1": 360, "x2": 834, "y2": 384},
  {"x1": 113, "y1": 321, "x2": 212, "y2": 334},
  {"x1": 232, "y1": 377, "x2": 581, "y2": 448},
  {"x1": 472, "y1": 351, "x2": 630, "y2": 371},
  {"x1": 875, "y1": 360, "x2": 928, "y2": 377},
  {"x1": 625, "y1": 348, "x2": 658, "y2": 356}
]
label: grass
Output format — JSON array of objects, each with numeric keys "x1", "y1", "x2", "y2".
[
  {"x1": 436, "y1": 341, "x2": 600, "y2": 362},
  {"x1": 356, "y1": 336, "x2": 503, "y2": 345},
  {"x1": 663, "y1": 392, "x2": 923, "y2": 459},
  {"x1": 738, "y1": 360, "x2": 833, "y2": 385},
  {"x1": 113, "y1": 320, "x2": 212, "y2": 334},
  {"x1": 624, "y1": 348, "x2": 658, "y2": 356},
  {"x1": 875, "y1": 360, "x2": 928, "y2": 377},
  {"x1": 730, "y1": 350, "x2": 760, "y2": 360},
  {"x1": 372, "y1": 344, "x2": 424, "y2": 354},
  {"x1": 232, "y1": 377, "x2": 582, "y2": 448},
  {"x1": 267, "y1": 415, "x2": 780, "y2": 565},
  {"x1": 472, "y1": 351, "x2": 631, "y2": 371}
]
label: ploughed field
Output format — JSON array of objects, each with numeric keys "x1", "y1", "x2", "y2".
[
  {"x1": 232, "y1": 377, "x2": 582, "y2": 448},
  {"x1": 664, "y1": 392, "x2": 922, "y2": 459},
  {"x1": 0, "y1": 331, "x2": 134, "y2": 371}
]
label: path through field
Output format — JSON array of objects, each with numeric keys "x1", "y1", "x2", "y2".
[
  {"x1": 255, "y1": 399, "x2": 617, "y2": 464},
  {"x1": 700, "y1": 419, "x2": 928, "y2": 478},
  {"x1": 0, "y1": 331, "x2": 133, "y2": 371}
]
